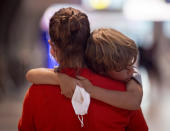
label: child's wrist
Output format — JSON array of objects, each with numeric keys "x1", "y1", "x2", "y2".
[{"x1": 87, "y1": 85, "x2": 95, "y2": 96}]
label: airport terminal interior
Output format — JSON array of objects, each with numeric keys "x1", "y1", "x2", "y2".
[{"x1": 0, "y1": 0, "x2": 170, "y2": 130}]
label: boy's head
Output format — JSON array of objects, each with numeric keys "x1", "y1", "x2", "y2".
[
  {"x1": 85, "y1": 28, "x2": 138, "y2": 81},
  {"x1": 49, "y1": 7, "x2": 90, "y2": 68}
]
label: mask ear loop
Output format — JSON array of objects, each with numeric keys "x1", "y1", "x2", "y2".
[{"x1": 78, "y1": 115, "x2": 84, "y2": 127}]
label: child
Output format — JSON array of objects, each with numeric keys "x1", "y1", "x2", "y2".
[{"x1": 26, "y1": 28, "x2": 143, "y2": 110}]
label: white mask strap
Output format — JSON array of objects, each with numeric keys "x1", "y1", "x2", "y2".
[{"x1": 78, "y1": 115, "x2": 84, "y2": 127}]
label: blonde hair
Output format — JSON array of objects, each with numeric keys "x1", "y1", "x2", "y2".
[{"x1": 85, "y1": 28, "x2": 138, "y2": 75}]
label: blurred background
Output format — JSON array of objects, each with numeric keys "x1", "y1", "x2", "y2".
[{"x1": 0, "y1": 0, "x2": 170, "y2": 130}]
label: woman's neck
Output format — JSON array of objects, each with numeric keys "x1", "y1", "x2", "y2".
[{"x1": 58, "y1": 56, "x2": 87, "y2": 69}]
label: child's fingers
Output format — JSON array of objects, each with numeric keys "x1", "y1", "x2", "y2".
[
  {"x1": 61, "y1": 90, "x2": 72, "y2": 99},
  {"x1": 76, "y1": 76, "x2": 87, "y2": 80},
  {"x1": 76, "y1": 76, "x2": 87, "y2": 87},
  {"x1": 77, "y1": 80, "x2": 83, "y2": 87}
]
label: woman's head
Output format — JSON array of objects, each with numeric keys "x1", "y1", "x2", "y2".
[
  {"x1": 49, "y1": 7, "x2": 90, "y2": 69},
  {"x1": 85, "y1": 28, "x2": 138, "y2": 77}
]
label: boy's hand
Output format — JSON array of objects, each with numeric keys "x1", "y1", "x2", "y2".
[
  {"x1": 58, "y1": 73, "x2": 77, "y2": 98},
  {"x1": 76, "y1": 76, "x2": 94, "y2": 95}
]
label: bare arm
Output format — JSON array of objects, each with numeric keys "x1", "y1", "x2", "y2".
[
  {"x1": 26, "y1": 68, "x2": 76, "y2": 98},
  {"x1": 26, "y1": 69, "x2": 142, "y2": 110},
  {"x1": 77, "y1": 76, "x2": 142, "y2": 110},
  {"x1": 26, "y1": 68, "x2": 59, "y2": 85}
]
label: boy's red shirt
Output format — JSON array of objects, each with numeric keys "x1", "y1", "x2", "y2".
[{"x1": 18, "y1": 68, "x2": 148, "y2": 131}]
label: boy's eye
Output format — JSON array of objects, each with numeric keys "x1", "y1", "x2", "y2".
[
  {"x1": 127, "y1": 65, "x2": 136, "y2": 69},
  {"x1": 115, "y1": 65, "x2": 136, "y2": 72}
]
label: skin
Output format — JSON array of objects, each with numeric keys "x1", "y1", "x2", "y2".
[
  {"x1": 107, "y1": 66, "x2": 136, "y2": 82},
  {"x1": 26, "y1": 66, "x2": 143, "y2": 110},
  {"x1": 26, "y1": 39, "x2": 143, "y2": 110},
  {"x1": 76, "y1": 68, "x2": 143, "y2": 110}
]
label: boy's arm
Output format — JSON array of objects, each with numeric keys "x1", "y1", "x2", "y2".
[
  {"x1": 77, "y1": 76, "x2": 142, "y2": 110},
  {"x1": 26, "y1": 68, "x2": 76, "y2": 98},
  {"x1": 26, "y1": 68, "x2": 59, "y2": 85},
  {"x1": 26, "y1": 69, "x2": 143, "y2": 110}
]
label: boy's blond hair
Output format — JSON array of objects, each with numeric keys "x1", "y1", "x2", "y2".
[{"x1": 85, "y1": 28, "x2": 138, "y2": 75}]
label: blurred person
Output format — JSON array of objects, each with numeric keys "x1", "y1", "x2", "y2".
[
  {"x1": 139, "y1": 22, "x2": 162, "y2": 83},
  {"x1": 0, "y1": 0, "x2": 25, "y2": 91},
  {"x1": 19, "y1": 8, "x2": 148, "y2": 131},
  {"x1": 139, "y1": 43, "x2": 160, "y2": 82}
]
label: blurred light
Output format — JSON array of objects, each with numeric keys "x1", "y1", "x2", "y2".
[
  {"x1": 123, "y1": 0, "x2": 170, "y2": 21},
  {"x1": 89, "y1": 0, "x2": 111, "y2": 10},
  {"x1": 82, "y1": 0, "x2": 125, "y2": 10}
]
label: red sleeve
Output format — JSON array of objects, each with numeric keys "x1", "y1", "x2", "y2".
[
  {"x1": 18, "y1": 85, "x2": 36, "y2": 131},
  {"x1": 126, "y1": 109, "x2": 148, "y2": 131}
]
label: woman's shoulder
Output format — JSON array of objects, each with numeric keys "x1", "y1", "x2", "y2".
[
  {"x1": 80, "y1": 69, "x2": 126, "y2": 91},
  {"x1": 28, "y1": 84, "x2": 60, "y2": 94}
]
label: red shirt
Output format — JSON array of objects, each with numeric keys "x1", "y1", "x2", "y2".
[{"x1": 18, "y1": 68, "x2": 148, "y2": 131}]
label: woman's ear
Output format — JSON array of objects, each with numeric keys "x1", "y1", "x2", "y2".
[
  {"x1": 48, "y1": 40, "x2": 60, "y2": 61},
  {"x1": 48, "y1": 40, "x2": 53, "y2": 46},
  {"x1": 48, "y1": 39, "x2": 57, "y2": 52},
  {"x1": 48, "y1": 40, "x2": 55, "y2": 57},
  {"x1": 50, "y1": 46, "x2": 55, "y2": 58}
]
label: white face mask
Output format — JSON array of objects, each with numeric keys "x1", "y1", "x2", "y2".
[{"x1": 71, "y1": 85, "x2": 90, "y2": 127}]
